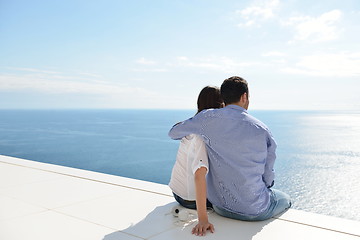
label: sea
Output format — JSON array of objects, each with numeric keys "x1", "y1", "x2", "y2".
[{"x1": 0, "y1": 109, "x2": 359, "y2": 221}]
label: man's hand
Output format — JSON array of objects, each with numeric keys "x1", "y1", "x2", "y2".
[{"x1": 192, "y1": 220, "x2": 215, "y2": 236}]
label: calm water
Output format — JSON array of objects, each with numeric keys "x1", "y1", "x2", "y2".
[{"x1": 0, "y1": 109, "x2": 359, "y2": 221}]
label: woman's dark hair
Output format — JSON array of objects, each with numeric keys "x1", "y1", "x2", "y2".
[
  {"x1": 220, "y1": 76, "x2": 248, "y2": 105},
  {"x1": 197, "y1": 86, "x2": 223, "y2": 114}
]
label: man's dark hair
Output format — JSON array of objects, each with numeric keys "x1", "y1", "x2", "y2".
[
  {"x1": 197, "y1": 86, "x2": 223, "y2": 113},
  {"x1": 220, "y1": 76, "x2": 248, "y2": 105}
]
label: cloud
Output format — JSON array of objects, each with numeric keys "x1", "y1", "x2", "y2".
[
  {"x1": 236, "y1": 0, "x2": 280, "y2": 27},
  {"x1": 282, "y1": 52, "x2": 360, "y2": 77},
  {"x1": 176, "y1": 56, "x2": 189, "y2": 61},
  {"x1": 262, "y1": 51, "x2": 287, "y2": 57},
  {"x1": 77, "y1": 72, "x2": 103, "y2": 78},
  {"x1": 135, "y1": 57, "x2": 157, "y2": 65},
  {"x1": 0, "y1": 67, "x2": 187, "y2": 109},
  {"x1": 235, "y1": 4, "x2": 343, "y2": 44},
  {"x1": 131, "y1": 56, "x2": 259, "y2": 74},
  {"x1": 131, "y1": 68, "x2": 168, "y2": 72},
  {"x1": 0, "y1": 69, "x2": 156, "y2": 97},
  {"x1": 6, "y1": 67, "x2": 61, "y2": 75},
  {"x1": 174, "y1": 56, "x2": 259, "y2": 73},
  {"x1": 6, "y1": 67, "x2": 105, "y2": 82},
  {"x1": 284, "y1": 10, "x2": 342, "y2": 43},
  {"x1": 132, "y1": 57, "x2": 168, "y2": 72}
]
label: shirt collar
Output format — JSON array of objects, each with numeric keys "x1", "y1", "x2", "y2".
[{"x1": 226, "y1": 104, "x2": 248, "y2": 113}]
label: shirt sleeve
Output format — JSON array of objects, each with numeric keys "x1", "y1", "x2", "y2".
[
  {"x1": 168, "y1": 113, "x2": 205, "y2": 140},
  {"x1": 262, "y1": 131, "x2": 276, "y2": 187},
  {"x1": 190, "y1": 135, "x2": 209, "y2": 175}
]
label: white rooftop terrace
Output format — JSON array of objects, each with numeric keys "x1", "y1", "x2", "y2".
[{"x1": 0, "y1": 154, "x2": 359, "y2": 240}]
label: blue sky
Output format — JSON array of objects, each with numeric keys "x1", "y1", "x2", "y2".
[{"x1": 0, "y1": 0, "x2": 359, "y2": 110}]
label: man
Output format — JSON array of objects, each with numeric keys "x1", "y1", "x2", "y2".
[{"x1": 169, "y1": 76, "x2": 291, "y2": 224}]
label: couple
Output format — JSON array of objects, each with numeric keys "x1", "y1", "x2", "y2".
[{"x1": 168, "y1": 76, "x2": 291, "y2": 236}]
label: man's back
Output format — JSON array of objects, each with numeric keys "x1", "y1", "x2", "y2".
[{"x1": 169, "y1": 104, "x2": 276, "y2": 216}]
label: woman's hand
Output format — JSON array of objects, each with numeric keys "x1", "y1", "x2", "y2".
[{"x1": 192, "y1": 220, "x2": 215, "y2": 236}]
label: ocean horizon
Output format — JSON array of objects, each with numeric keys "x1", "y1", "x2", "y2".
[{"x1": 0, "y1": 109, "x2": 359, "y2": 221}]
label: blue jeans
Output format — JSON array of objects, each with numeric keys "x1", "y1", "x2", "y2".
[
  {"x1": 173, "y1": 192, "x2": 213, "y2": 210},
  {"x1": 213, "y1": 189, "x2": 291, "y2": 221}
]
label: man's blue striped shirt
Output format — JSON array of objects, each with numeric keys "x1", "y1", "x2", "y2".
[{"x1": 168, "y1": 105, "x2": 276, "y2": 216}]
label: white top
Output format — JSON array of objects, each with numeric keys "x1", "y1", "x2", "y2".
[{"x1": 169, "y1": 134, "x2": 209, "y2": 201}]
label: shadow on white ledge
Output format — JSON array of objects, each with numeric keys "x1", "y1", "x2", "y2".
[{"x1": 0, "y1": 155, "x2": 359, "y2": 240}]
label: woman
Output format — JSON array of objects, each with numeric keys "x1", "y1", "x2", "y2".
[{"x1": 169, "y1": 86, "x2": 223, "y2": 236}]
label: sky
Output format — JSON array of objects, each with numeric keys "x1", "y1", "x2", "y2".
[{"x1": 0, "y1": 0, "x2": 359, "y2": 110}]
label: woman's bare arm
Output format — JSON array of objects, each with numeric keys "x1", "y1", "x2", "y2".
[{"x1": 192, "y1": 167, "x2": 214, "y2": 236}]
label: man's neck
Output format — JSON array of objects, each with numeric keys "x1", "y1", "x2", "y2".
[{"x1": 226, "y1": 101, "x2": 246, "y2": 109}]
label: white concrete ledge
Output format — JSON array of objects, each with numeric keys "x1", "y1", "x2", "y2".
[{"x1": 0, "y1": 155, "x2": 359, "y2": 240}]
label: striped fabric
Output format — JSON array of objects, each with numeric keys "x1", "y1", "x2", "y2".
[{"x1": 169, "y1": 105, "x2": 276, "y2": 216}]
